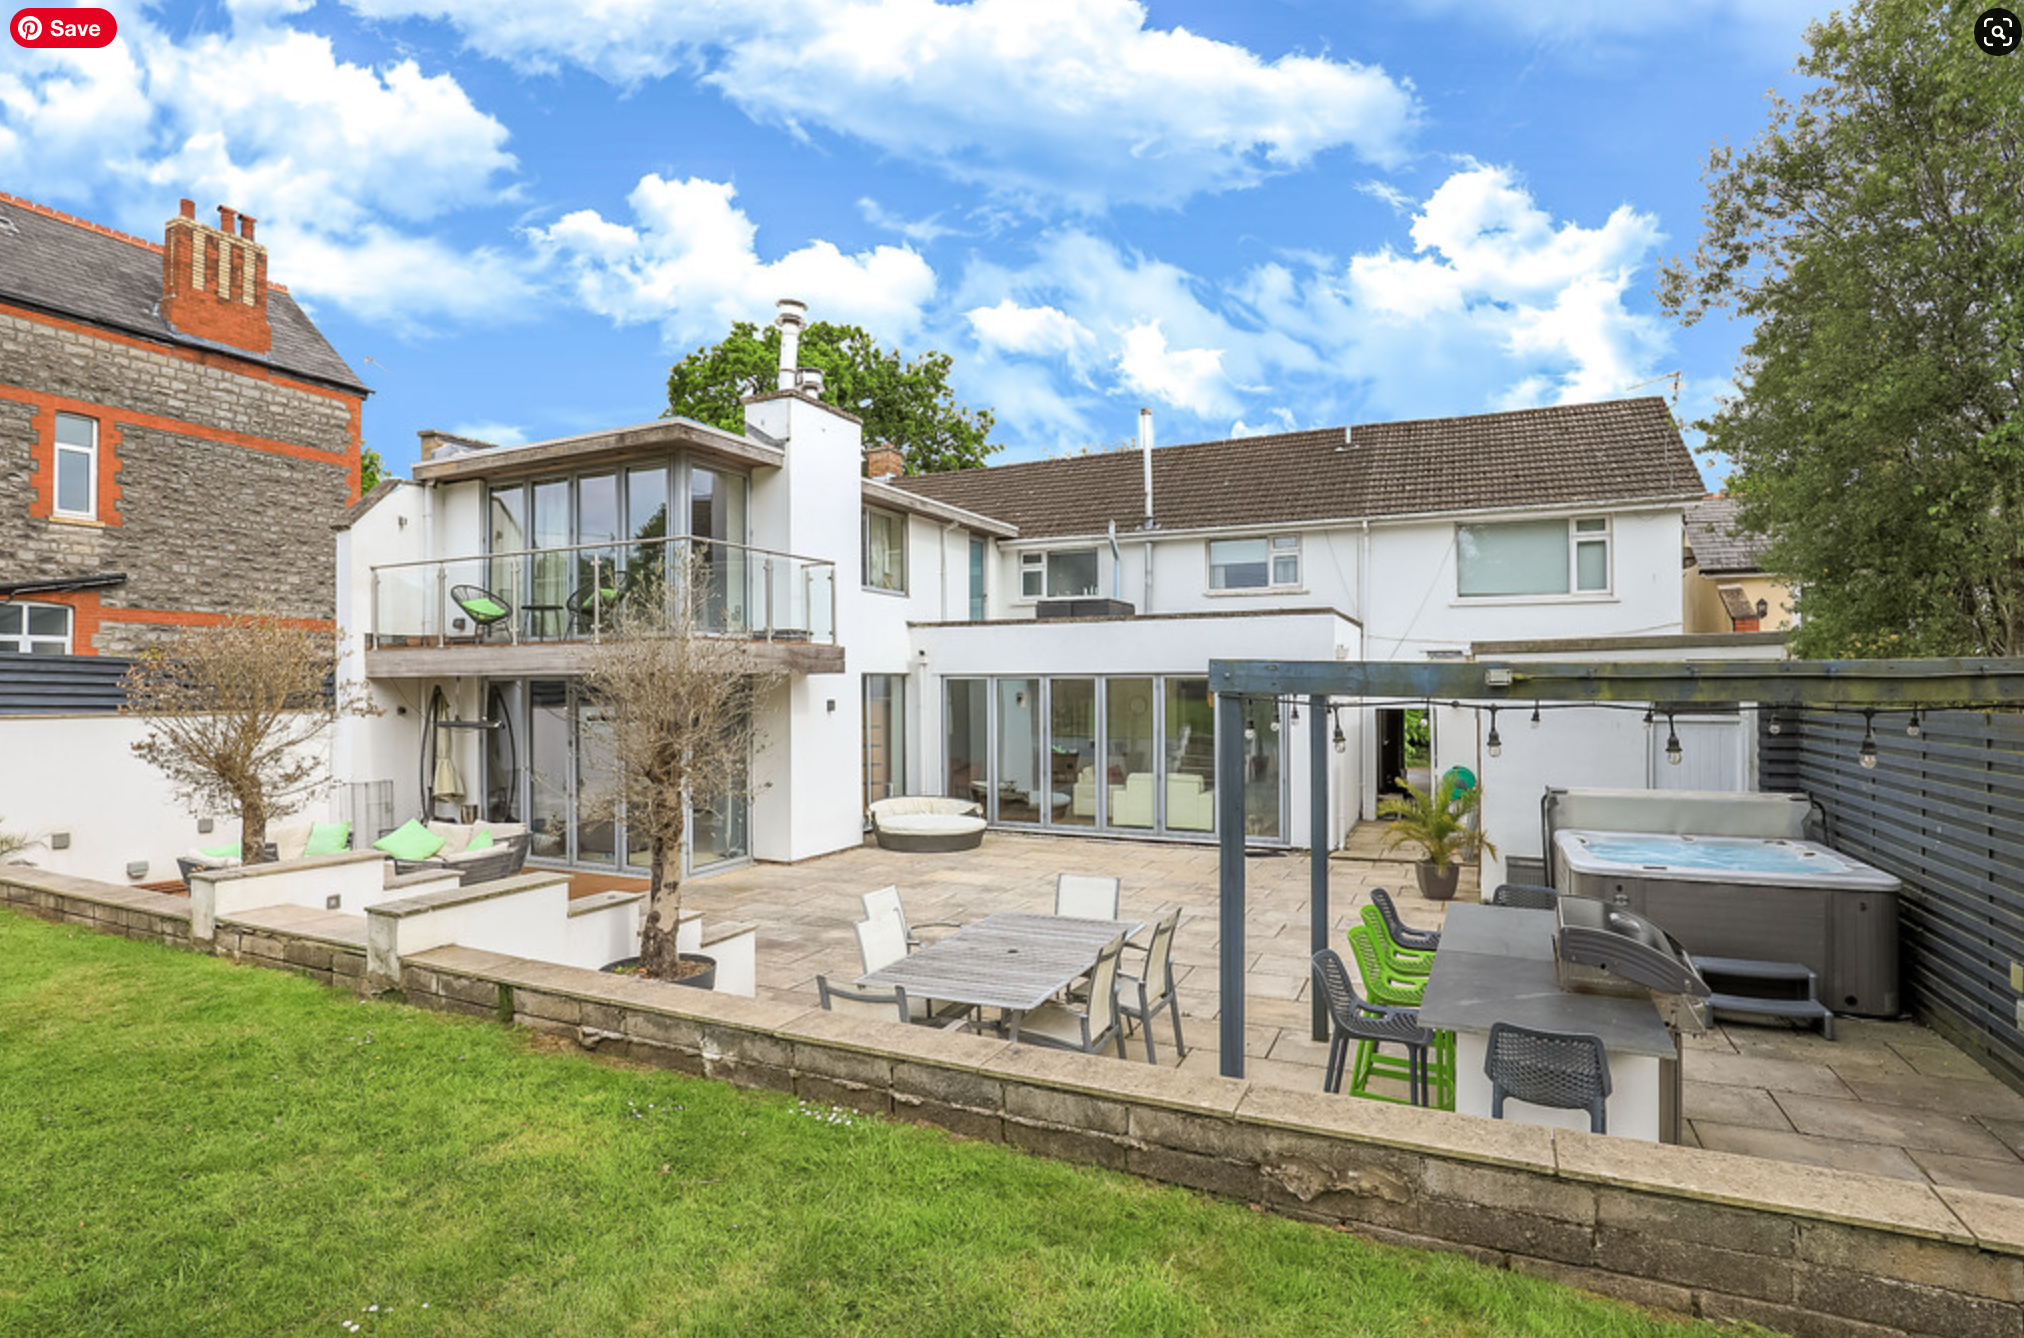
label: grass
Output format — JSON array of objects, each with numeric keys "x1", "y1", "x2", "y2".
[{"x1": 0, "y1": 909, "x2": 1769, "y2": 1338}]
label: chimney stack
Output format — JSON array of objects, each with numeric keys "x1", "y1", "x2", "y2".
[
  {"x1": 1139, "y1": 408, "x2": 1155, "y2": 530},
  {"x1": 776, "y1": 298, "x2": 807, "y2": 392},
  {"x1": 864, "y1": 443, "x2": 906, "y2": 480},
  {"x1": 163, "y1": 199, "x2": 271, "y2": 355}
]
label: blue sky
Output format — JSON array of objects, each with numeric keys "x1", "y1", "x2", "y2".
[{"x1": 5, "y1": 0, "x2": 1836, "y2": 480}]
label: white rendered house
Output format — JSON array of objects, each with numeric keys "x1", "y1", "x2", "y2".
[{"x1": 335, "y1": 301, "x2": 1711, "y2": 882}]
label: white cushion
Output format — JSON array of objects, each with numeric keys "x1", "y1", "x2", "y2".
[
  {"x1": 183, "y1": 847, "x2": 241, "y2": 869},
  {"x1": 870, "y1": 796, "x2": 982, "y2": 823},
  {"x1": 875, "y1": 813, "x2": 986, "y2": 836},
  {"x1": 425, "y1": 821, "x2": 476, "y2": 855},
  {"x1": 267, "y1": 820, "x2": 315, "y2": 862}
]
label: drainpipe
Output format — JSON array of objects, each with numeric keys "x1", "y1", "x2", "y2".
[
  {"x1": 1139, "y1": 409, "x2": 1156, "y2": 612},
  {"x1": 941, "y1": 519, "x2": 960, "y2": 621}
]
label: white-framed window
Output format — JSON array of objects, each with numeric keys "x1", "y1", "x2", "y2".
[
  {"x1": 0, "y1": 602, "x2": 73, "y2": 655},
  {"x1": 1019, "y1": 548, "x2": 1099, "y2": 600},
  {"x1": 863, "y1": 508, "x2": 907, "y2": 593},
  {"x1": 53, "y1": 413, "x2": 97, "y2": 520},
  {"x1": 1209, "y1": 535, "x2": 1301, "y2": 590},
  {"x1": 1456, "y1": 517, "x2": 1612, "y2": 597}
]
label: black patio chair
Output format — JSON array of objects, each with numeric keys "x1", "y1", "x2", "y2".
[
  {"x1": 1312, "y1": 949, "x2": 1434, "y2": 1106},
  {"x1": 1492, "y1": 882, "x2": 1560, "y2": 910},
  {"x1": 1484, "y1": 1020, "x2": 1611, "y2": 1134},
  {"x1": 1370, "y1": 886, "x2": 1442, "y2": 951}
]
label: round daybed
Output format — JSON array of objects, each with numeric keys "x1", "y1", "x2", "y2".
[{"x1": 869, "y1": 796, "x2": 987, "y2": 853}]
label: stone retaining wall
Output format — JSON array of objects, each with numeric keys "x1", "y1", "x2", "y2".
[{"x1": 6, "y1": 867, "x2": 2023, "y2": 1338}]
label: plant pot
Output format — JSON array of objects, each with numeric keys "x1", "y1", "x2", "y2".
[
  {"x1": 1414, "y1": 862, "x2": 1461, "y2": 901},
  {"x1": 603, "y1": 953, "x2": 717, "y2": 990}
]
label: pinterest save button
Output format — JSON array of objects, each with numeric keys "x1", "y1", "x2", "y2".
[{"x1": 13, "y1": 8, "x2": 118, "y2": 48}]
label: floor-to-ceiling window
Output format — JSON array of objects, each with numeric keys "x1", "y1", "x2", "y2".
[
  {"x1": 863, "y1": 674, "x2": 907, "y2": 810},
  {"x1": 529, "y1": 678, "x2": 572, "y2": 859},
  {"x1": 934, "y1": 674, "x2": 1271, "y2": 841},
  {"x1": 1104, "y1": 678, "x2": 1156, "y2": 829},
  {"x1": 1050, "y1": 678, "x2": 1096, "y2": 829}
]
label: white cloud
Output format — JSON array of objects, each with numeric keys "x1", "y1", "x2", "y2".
[
  {"x1": 530, "y1": 174, "x2": 939, "y2": 348},
  {"x1": 966, "y1": 301, "x2": 1095, "y2": 361},
  {"x1": 0, "y1": 3, "x2": 526, "y2": 325},
  {"x1": 345, "y1": 0, "x2": 1419, "y2": 210},
  {"x1": 1114, "y1": 320, "x2": 1234, "y2": 418},
  {"x1": 857, "y1": 197, "x2": 959, "y2": 245}
]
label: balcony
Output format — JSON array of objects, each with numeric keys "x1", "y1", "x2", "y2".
[{"x1": 364, "y1": 534, "x2": 842, "y2": 678}]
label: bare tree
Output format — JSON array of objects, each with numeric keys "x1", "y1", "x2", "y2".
[
  {"x1": 121, "y1": 615, "x2": 377, "y2": 863},
  {"x1": 579, "y1": 556, "x2": 780, "y2": 981}
]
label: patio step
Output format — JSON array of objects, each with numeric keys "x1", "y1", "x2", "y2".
[{"x1": 1693, "y1": 955, "x2": 1836, "y2": 1040}]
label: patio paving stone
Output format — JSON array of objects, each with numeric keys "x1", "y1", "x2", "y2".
[
  {"x1": 1689, "y1": 1122, "x2": 1927, "y2": 1181},
  {"x1": 1682, "y1": 1049, "x2": 1858, "y2": 1099},
  {"x1": 1775, "y1": 1093, "x2": 2020, "y2": 1160},
  {"x1": 1681, "y1": 1080, "x2": 1794, "y2": 1131},
  {"x1": 1838, "y1": 1071, "x2": 2024, "y2": 1123},
  {"x1": 1909, "y1": 1150, "x2": 2024, "y2": 1199}
]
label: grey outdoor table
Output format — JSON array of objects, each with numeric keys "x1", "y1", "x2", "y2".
[
  {"x1": 1417, "y1": 902, "x2": 1682, "y2": 1142},
  {"x1": 857, "y1": 911, "x2": 1142, "y2": 1013}
]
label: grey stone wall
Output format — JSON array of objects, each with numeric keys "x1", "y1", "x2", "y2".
[{"x1": 0, "y1": 310, "x2": 355, "y2": 646}]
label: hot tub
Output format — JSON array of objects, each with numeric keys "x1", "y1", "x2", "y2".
[{"x1": 1552, "y1": 828, "x2": 1900, "y2": 1016}]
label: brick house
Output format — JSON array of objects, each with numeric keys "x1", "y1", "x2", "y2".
[{"x1": 0, "y1": 194, "x2": 368, "y2": 655}]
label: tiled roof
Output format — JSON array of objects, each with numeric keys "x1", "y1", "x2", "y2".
[
  {"x1": 0, "y1": 194, "x2": 368, "y2": 394},
  {"x1": 1684, "y1": 496, "x2": 1770, "y2": 574},
  {"x1": 894, "y1": 398, "x2": 1703, "y2": 537}
]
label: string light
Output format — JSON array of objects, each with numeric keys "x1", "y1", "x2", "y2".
[
  {"x1": 1767, "y1": 711, "x2": 1783, "y2": 736},
  {"x1": 1529, "y1": 703, "x2": 1541, "y2": 730},
  {"x1": 1859, "y1": 709, "x2": 1878, "y2": 769},
  {"x1": 1906, "y1": 709, "x2": 1921, "y2": 739},
  {"x1": 1642, "y1": 706, "x2": 1655, "y2": 726},
  {"x1": 1289, "y1": 703, "x2": 1299, "y2": 726},
  {"x1": 1332, "y1": 709, "x2": 1346, "y2": 755},
  {"x1": 1665, "y1": 713, "x2": 1683, "y2": 766},
  {"x1": 1485, "y1": 706, "x2": 1502, "y2": 759}
]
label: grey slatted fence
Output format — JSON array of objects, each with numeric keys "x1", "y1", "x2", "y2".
[
  {"x1": 1759, "y1": 707, "x2": 2024, "y2": 1092},
  {"x1": 0, "y1": 655, "x2": 132, "y2": 714}
]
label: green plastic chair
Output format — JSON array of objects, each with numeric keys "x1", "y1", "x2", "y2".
[
  {"x1": 1359, "y1": 904, "x2": 1435, "y2": 976},
  {"x1": 1347, "y1": 924, "x2": 1455, "y2": 1110}
]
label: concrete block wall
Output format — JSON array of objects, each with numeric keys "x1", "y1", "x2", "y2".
[{"x1": 7, "y1": 864, "x2": 2024, "y2": 1338}]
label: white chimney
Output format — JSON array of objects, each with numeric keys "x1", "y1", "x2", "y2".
[
  {"x1": 1139, "y1": 408, "x2": 1155, "y2": 530},
  {"x1": 776, "y1": 298, "x2": 807, "y2": 391}
]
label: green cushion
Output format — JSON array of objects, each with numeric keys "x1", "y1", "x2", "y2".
[
  {"x1": 461, "y1": 596, "x2": 507, "y2": 619},
  {"x1": 200, "y1": 842, "x2": 240, "y2": 859},
  {"x1": 304, "y1": 821, "x2": 352, "y2": 857},
  {"x1": 466, "y1": 826, "x2": 496, "y2": 851},
  {"x1": 373, "y1": 819, "x2": 447, "y2": 862}
]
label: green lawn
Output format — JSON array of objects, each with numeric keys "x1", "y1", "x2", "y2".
[{"x1": 0, "y1": 909, "x2": 1767, "y2": 1337}]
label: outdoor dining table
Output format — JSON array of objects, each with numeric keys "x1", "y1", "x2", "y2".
[{"x1": 856, "y1": 910, "x2": 1143, "y2": 1018}]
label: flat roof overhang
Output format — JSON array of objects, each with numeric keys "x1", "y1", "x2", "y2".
[
  {"x1": 412, "y1": 418, "x2": 784, "y2": 486},
  {"x1": 364, "y1": 638, "x2": 844, "y2": 679}
]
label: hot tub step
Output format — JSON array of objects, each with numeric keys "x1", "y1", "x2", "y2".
[{"x1": 1693, "y1": 955, "x2": 1835, "y2": 1040}]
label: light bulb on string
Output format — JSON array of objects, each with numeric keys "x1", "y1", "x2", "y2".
[
  {"x1": 1244, "y1": 723, "x2": 1256, "y2": 743},
  {"x1": 1289, "y1": 703, "x2": 1300, "y2": 726},
  {"x1": 1486, "y1": 707, "x2": 1502, "y2": 759},
  {"x1": 1332, "y1": 715, "x2": 1347, "y2": 755},
  {"x1": 1906, "y1": 710, "x2": 1921, "y2": 739},
  {"x1": 1859, "y1": 709, "x2": 1878, "y2": 769},
  {"x1": 1767, "y1": 711, "x2": 1783, "y2": 736},
  {"x1": 1665, "y1": 714, "x2": 1683, "y2": 766},
  {"x1": 1269, "y1": 716, "x2": 1280, "y2": 733},
  {"x1": 1529, "y1": 704, "x2": 1541, "y2": 730}
]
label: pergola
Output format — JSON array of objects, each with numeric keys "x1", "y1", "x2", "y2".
[{"x1": 1206, "y1": 655, "x2": 2024, "y2": 1079}]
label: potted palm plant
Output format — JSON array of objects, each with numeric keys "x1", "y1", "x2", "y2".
[{"x1": 1375, "y1": 772, "x2": 1496, "y2": 901}]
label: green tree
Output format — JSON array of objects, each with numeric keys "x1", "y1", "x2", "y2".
[
  {"x1": 665, "y1": 321, "x2": 998, "y2": 474},
  {"x1": 1659, "y1": 0, "x2": 2024, "y2": 657},
  {"x1": 359, "y1": 444, "x2": 386, "y2": 496}
]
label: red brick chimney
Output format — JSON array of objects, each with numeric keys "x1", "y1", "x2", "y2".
[
  {"x1": 864, "y1": 442, "x2": 906, "y2": 480},
  {"x1": 161, "y1": 198, "x2": 271, "y2": 355}
]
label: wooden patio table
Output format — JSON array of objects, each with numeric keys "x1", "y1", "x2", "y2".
[{"x1": 857, "y1": 910, "x2": 1143, "y2": 1018}]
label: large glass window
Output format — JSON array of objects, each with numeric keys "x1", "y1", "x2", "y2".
[
  {"x1": 968, "y1": 535, "x2": 987, "y2": 621},
  {"x1": 530, "y1": 480, "x2": 571, "y2": 636},
  {"x1": 1165, "y1": 679, "x2": 1215, "y2": 832},
  {"x1": 528, "y1": 679, "x2": 572, "y2": 861},
  {"x1": 1049, "y1": 679, "x2": 1096, "y2": 829},
  {"x1": 997, "y1": 679, "x2": 1041, "y2": 823},
  {"x1": 864, "y1": 509, "x2": 907, "y2": 593},
  {"x1": 0, "y1": 602, "x2": 72, "y2": 655},
  {"x1": 1208, "y1": 535, "x2": 1301, "y2": 590},
  {"x1": 1103, "y1": 678, "x2": 1156, "y2": 829},
  {"x1": 1019, "y1": 549, "x2": 1099, "y2": 599},
  {"x1": 53, "y1": 413, "x2": 96, "y2": 519},
  {"x1": 863, "y1": 674, "x2": 907, "y2": 810},
  {"x1": 691, "y1": 466, "x2": 749, "y2": 633},
  {"x1": 944, "y1": 678, "x2": 988, "y2": 803},
  {"x1": 1456, "y1": 518, "x2": 1611, "y2": 597}
]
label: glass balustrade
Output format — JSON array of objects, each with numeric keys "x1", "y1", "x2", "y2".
[{"x1": 369, "y1": 533, "x2": 837, "y2": 647}]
